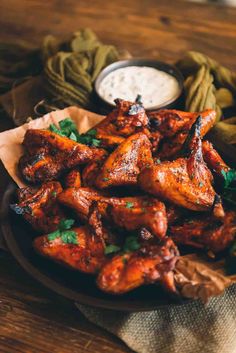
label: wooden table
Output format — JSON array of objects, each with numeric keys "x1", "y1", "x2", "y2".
[{"x1": 0, "y1": 1, "x2": 236, "y2": 352}]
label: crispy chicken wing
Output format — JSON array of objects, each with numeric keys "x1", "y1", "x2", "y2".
[
  {"x1": 97, "y1": 238, "x2": 179, "y2": 294},
  {"x1": 19, "y1": 129, "x2": 94, "y2": 183},
  {"x1": 151, "y1": 109, "x2": 216, "y2": 159},
  {"x1": 11, "y1": 181, "x2": 64, "y2": 233},
  {"x1": 58, "y1": 187, "x2": 167, "y2": 238},
  {"x1": 139, "y1": 116, "x2": 221, "y2": 213},
  {"x1": 94, "y1": 99, "x2": 149, "y2": 148},
  {"x1": 34, "y1": 226, "x2": 106, "y2": 273},
  {"x1": 109, "y1": 198, "x2": 167, "y2": 239},
  {"x1": 202, "y1": 140, "x2": 230, "y2": 178},
  {"x1": 57, "y1": 187, "x2": 106, "y2": 221},
  {"x1": 33, "y1": 204, "x2": 110, "y2": 273},
  {"x1": 170, "y1": 210, "x2": 236, "y2": 253},
  {"x1": 95, "y1": 132, "x2": 153, "y2": 189}
]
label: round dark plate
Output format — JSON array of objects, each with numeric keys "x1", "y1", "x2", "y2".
[{"x1": 1, "y1": 183, "x2": 187, "y2": 311}]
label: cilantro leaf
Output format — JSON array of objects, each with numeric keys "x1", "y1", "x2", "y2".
[
  {"x1": 47, "y1": 218, "x2": 77, "y2": 244},
  {"x1": 126, "y1": 202, "x2": 134, "y2": 209},
  {"x1": 104, "y1": 244, "x2": 121, "y2": 255},
  {"x1": 48, "y1": 230, "x2": 60, "y2": 241},
  {"x1": 222, "y1": 170, "x2": 236, "y2": 188},
  {"x1": 221, "y1": 169, "x2": 236, "y2": 206},
  {"x1": 48, "y1": 118, "x2": 101, "y2": 147},
  {"x1": 59, "y1": 219, "x2": 75, "y2": 230},
  {"x1": 61, "y1": 230, "x2": 78, "y2": 244}
]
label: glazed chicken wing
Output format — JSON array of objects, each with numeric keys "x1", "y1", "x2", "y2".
[
  {"x1": 19, "y1": 129, "x2": 94, "y2": 183},
  {"x1": 94, "y1": 99, "x2": 149, "y2": 148},
  {"x1": 58, "y1": 187, "x2": 167, "y2": 238},
  {"x1": 109, "y1": 198, "x2": 167, "y2": 239},
  {"x1": 33, "y1": 204, "x2": 111, "y2": 273},
  {"x1": 170, "y1": 210, "x2": 236, "y2": 253},
  {"x1": 95, "y1": 132, "x2": 153, "y2": 189},
  {"x1": 139, "y1": 116, "x2": 222, "y2": 213},
  {"x1": 11, "y1": 181, "x2": 64, "y2": 233},
  {"x1": 97, "y1": 238, "x2": 179, "y2": 294},
  {"x1": 202, "y1": 140, "x2": 230, "y2": 178},
  {"x1": 150, "y1": 109, "x2": 216, "y2": 159}
]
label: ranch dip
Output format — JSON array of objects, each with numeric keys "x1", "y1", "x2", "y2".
[{"x1": 98, "y1": 66, "x2": 180, "y2": 109}]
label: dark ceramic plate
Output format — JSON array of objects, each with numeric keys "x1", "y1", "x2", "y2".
[{"x1": 0, "y1": 182, "x2": 187, "y2": 311}]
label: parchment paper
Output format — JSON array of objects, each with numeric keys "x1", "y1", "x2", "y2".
[{"x1": 0, "y1": 107, "x2": 235, "y2": 301}]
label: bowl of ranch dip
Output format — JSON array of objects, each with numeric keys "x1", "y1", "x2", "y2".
[{"x1": 95, "y1": 59, "x2": 184, "y2": 113}]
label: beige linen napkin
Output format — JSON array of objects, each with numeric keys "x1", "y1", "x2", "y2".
[{"x1": 77, "y1": 285, "x2": 236, "y2": 353}]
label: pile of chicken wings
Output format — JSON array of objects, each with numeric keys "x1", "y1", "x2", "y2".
[{"x1": 12, "y1": 99, "x2": 236, "y2": 296}]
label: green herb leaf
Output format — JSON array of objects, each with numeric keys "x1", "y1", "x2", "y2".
[
  {"x1": 59, "y1": 219, "x2": 75, "y2": 230},
  {"x1": 221, "y1": 169, "x2": 236, "y2": 206},
  {"x1": 48, "y1": 218, "x2": 77, "y2": 244},
  {"x1": 60, "y1": 230, "x2": 78, "y2": 244},
  {"x1": 126, "y1": 202, "x2": 134, "y2": 209},
  {"x1": 104, "y1": 244, "x2": 121, "y2": 255},
  {"x1": 123, "y1": 236, "x2": 140, "y2": 253},
  {"x1": 48, "y1": 230, "x2": 60, "y2": 241},
  {"x1": 69, "y1": 132, "x2": 77, "y2": 141}
]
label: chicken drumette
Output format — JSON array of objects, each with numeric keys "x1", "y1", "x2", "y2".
[
  {"x1": 97, "y1": 237, "x2": 179, "y2": 294},
  {"x1": 19, "y1": 129, "x2": 95, "y2": 184}
]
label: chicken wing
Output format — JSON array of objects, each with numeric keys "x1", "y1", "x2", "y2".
[
  {"x1": 95, "y1": 132, "x2": 153, "y2": 189},
  {"x1": 94, "y1": 99, "x2": 149, "y2": 148},
  {"x1": 139, "y1": 116, "x2": 220, "y2": 212},
  {"x1": 19, "y1": 129, "x2": 94, "y2": 183},
  {"x1": 109, "y1": 198, "x2": 167, "y2": 239},
  {"x1": 97, "y1": 237, "x2": 179, "y2": 294},
  {"x1": 202, "y1": 140, "x2": 230, "y2": 178},
  {"x1": 170, "y1": 210, "x2": 236, "y2": 253},
  {"x1": 152, "y1": 109, "x2": 216, "y2": 159},
  {"x1": 33, "y1": 204, "x2": 112, "y2": 273},
  {"x1": 11, "y1": 181, "x2": 64, "y2": 233}
]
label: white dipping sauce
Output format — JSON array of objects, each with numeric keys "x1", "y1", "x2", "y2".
[{"x1": 98, "y1": 66, "x2": 180, "y2": 109}]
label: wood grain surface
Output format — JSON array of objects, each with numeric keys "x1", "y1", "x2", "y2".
[{"x1": 0, "y1": 1, "x2": 236, "y2": 352}]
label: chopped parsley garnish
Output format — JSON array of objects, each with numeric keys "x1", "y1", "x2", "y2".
[
  {"x1": 126, "y1": 202, "x2": 134, "y2": 209},
  {"x1": 48, "y1": 218, "x2": 78, "y2": 244},
  {"x1": 49, "y1": 118, "x2": 101, "y2": 147},
  {"x1": 221, "y1": 169, "x2": 236, "y2": 206},
  {"x1": 104, "y1": 244, "x2": 121, "y2": 255}
]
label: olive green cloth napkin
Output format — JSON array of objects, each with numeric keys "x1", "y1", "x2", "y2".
[{"x1": 76, "y1": 285, "x2": 236, "y2": 353}]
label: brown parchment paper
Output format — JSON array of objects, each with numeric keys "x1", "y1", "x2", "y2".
[
  {"x1": 0, "y1": 107, "x2": 235, "y2": 301},
  {"x1": 0, "y1": 106, "x2": 104, "y2": 187}
]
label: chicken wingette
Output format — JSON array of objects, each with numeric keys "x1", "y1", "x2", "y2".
[
  {"x1": 58, "y1": 187, "x2": 167, "y2": 238},
  {"x1": 202, "y1": 140, "x2": 230, "y2": 178},
  {"x1": 33, "y1": 204, "x2": 111, "y2": 273},
  {"x1": 97, "y1": 238, "x2": 179, "y2": 294},
  {"x1": 170, "y1": 210, "x2": 236, "y2": 253},
  {"x1": 11, "y1": 181, "x2": 64, "y2": 233},
  {"x1": 19, "y1": 129, "x2": 95, "y2": 183},
  {"x1": 148, "y1": 109, "x2": 216, "y2": 159},
  {"x1": 94, "y1": 98, "x2": 149, "y2": 148},
  {"x1": 139, "y1": 116, "x2": 223, "y2": 213},
  {"x1": 95, "y1": 132, "x2": 153, "y2": 189}
]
